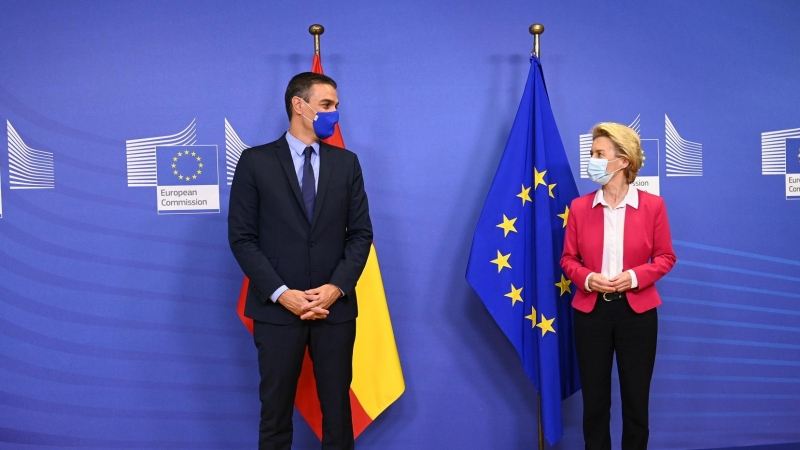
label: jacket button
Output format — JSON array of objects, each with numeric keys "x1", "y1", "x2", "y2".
[{"x1": 309, "y1": 242, "x2": 315, "y2": 247}]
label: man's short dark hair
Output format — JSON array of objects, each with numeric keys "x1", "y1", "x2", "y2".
[{"x1": 284, "y1": 72, "x2": 337, "y2": 119}]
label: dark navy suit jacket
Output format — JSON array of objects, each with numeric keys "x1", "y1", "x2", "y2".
[{"x1": 228, "y1": 134, "x2": 373, "y2": 324}]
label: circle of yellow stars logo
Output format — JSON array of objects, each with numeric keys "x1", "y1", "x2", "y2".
[{"x1": 172, "y1": 149, "x2": 204, "y2": 183}]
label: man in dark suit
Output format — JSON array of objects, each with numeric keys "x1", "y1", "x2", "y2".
[{"x1": 228, "y1": 72, "x2": 373, "y2": 450}]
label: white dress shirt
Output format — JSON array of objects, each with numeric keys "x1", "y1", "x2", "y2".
[{"x1": 585, "y1": 187, "x2": 640, "y2": 292}]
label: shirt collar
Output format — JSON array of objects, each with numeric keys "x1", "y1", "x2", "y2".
[
  {"x1": 285, "y1": 131, "x2": 319, "y2": 157},
  {"x1": 592, "y1": 186, "x2": 639, "y2": 209}
]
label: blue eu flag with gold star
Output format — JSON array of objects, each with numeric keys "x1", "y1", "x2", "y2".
[
  {"x1": 156, "y1": 145, "x2": 219, "y2": 186},
  {"x1": 466, "y1": 56, "x2": 580, "y2": 445}
]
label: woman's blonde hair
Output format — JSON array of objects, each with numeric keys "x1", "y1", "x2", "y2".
[{"x1": 591, "y1": 122, "x2": 643, "y2": 184}]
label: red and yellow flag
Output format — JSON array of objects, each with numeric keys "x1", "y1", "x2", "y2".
[{"x1": 236, "y1": 53, "x2": 405, "y2": 439}]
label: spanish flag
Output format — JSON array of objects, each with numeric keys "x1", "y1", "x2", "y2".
[{"x1": 235, "y1": 54, "x2": 405, "y2": 439}]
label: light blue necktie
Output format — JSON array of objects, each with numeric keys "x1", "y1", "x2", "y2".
[{"x1": 302, "y1": 146, "x2": 316, "y2": 221}]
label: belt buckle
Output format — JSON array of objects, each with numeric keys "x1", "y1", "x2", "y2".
[{"x1": 603, "y1": 292, "x2": 611, "y2": 302}]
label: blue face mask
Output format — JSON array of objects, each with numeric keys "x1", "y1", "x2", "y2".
[
  {"x1": 587, "y1": 157, "x2": 622, "y2": 185},
  {"x1": 301, "y1": 99, "x2": 339, "y2": 139}
]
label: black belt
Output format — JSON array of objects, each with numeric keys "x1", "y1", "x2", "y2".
[{"x1": 598, "y1": 291, "x2": 627, "y2": 302}]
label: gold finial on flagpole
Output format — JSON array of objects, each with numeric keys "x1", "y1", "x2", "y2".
[
  {"x1": 309, "y1": 24, "x2": 325, "y2": 56},
  {"x1": 529, "y1": 24, "x2": 544, "y2": 58}
]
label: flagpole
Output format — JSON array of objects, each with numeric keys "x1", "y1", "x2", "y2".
[
  {"x1": 531, "y1": 22, "x2": 546, "y2": 450},
  {"x1": 309, "y1": 24, "x2": 324, "y2": 55}
]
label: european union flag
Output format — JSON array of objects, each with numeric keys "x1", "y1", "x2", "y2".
[
  {"x1": 156, "y1": 145, "x2": 219, "y2": 186},
  {"x1": 466, "y1": 56, "x2": 580, "y2": 445}
]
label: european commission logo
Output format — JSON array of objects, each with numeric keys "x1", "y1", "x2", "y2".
[
  {"x1": 156, "y1": 145, "x2": 219, "y2": 214},
  {"x1": 579, "y1": 114, "x2": 702, "y2": 196},
  {"x1": 761, "y1": 127, "x2": 800, "y2": 200},
  {"x1": 125, "y1": 120, "x2": 220, "y2": 214}
]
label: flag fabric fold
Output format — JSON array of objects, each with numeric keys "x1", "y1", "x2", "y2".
[
  {"x1": 465, "y1": 56, "x2": 581, "y2": 445},
  {"x1": 236, "y1": 54, "x2": 404, "y2": 440}
]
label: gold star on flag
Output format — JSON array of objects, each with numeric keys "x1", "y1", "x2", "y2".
[
  {"x1": 525, "y1": 307, "x2": 537, "y2": 327},
  {"x1": 199, "y1": 163, "x2": 204, "y2": 168},
  {"x1": 548, "y1": 183, "x2": 556, "y2": 198},
  {"x1": 196, "y1": 156, "x2": 202, "y2": 161},
  {"x1": 536, "y1": 314, "x2": 556, "y2": 336},
  {"x1": 517, "y1": 184, "x2": 532, "y2": 206},
  {"x1": 176, "y1": 151, "x2": 182, "y2": 157},
  {"x1": 534, "y1": 167, "x2": 547, "y2": 190},
  {"x1": 191, "y1": 151, "x2": 196, "y2": 156},
  {"x1": 184, "y1": 150, "x2": 189, "y2": 155},
  {"x1": 173, "y1": 157, "x2": 178, "y2": 162},
  {"x1": 496, "y1": 215, "x2": 517, "y2": 237},
  {"x1": 185, "y1": 178, "x2": 190, "y2": 183},
  {"x1": 557, "y1": 205, "x2": 570, "y2": 228},
  {"x1": 197, "y1": 170, "x2": 202, "y2": 175},
  {"x1": 192, "y1": 175, "x2": 197, "y2": 179},
  {"x1": 505, "y1": 284, "x2": 523, "y2": 306},
  {"x1": 171, "y1": 163, "x2": 176, "y2": 168},
  {"x1": 490, "y1": 250, "x2": 512, "y2": 273},
  {"x1": 173, "y1": 170, "x2": 178, "y2": 175},
  {"x1": 555, "y1": 274, "x2": 572, "y2": 296},
  {"x1": 178, "y1": 175, "x2": 184, "y2": 180}
]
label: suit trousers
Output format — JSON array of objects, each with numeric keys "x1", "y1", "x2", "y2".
[
  {"x1": 574, "y1": 296, "x2": 658, "y2": 450},
  {"x1": 253, "y1": 318, "x2": 356, "y2": 450}
]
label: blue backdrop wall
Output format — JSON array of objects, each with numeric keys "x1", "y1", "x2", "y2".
[{"x1": 1, "y1": 1, "x2": 799, "y2": 449}]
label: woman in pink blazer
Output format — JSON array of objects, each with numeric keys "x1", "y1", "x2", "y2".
[{"x1": 561, "y1": 123, "x2": 676, "y2": 450}]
